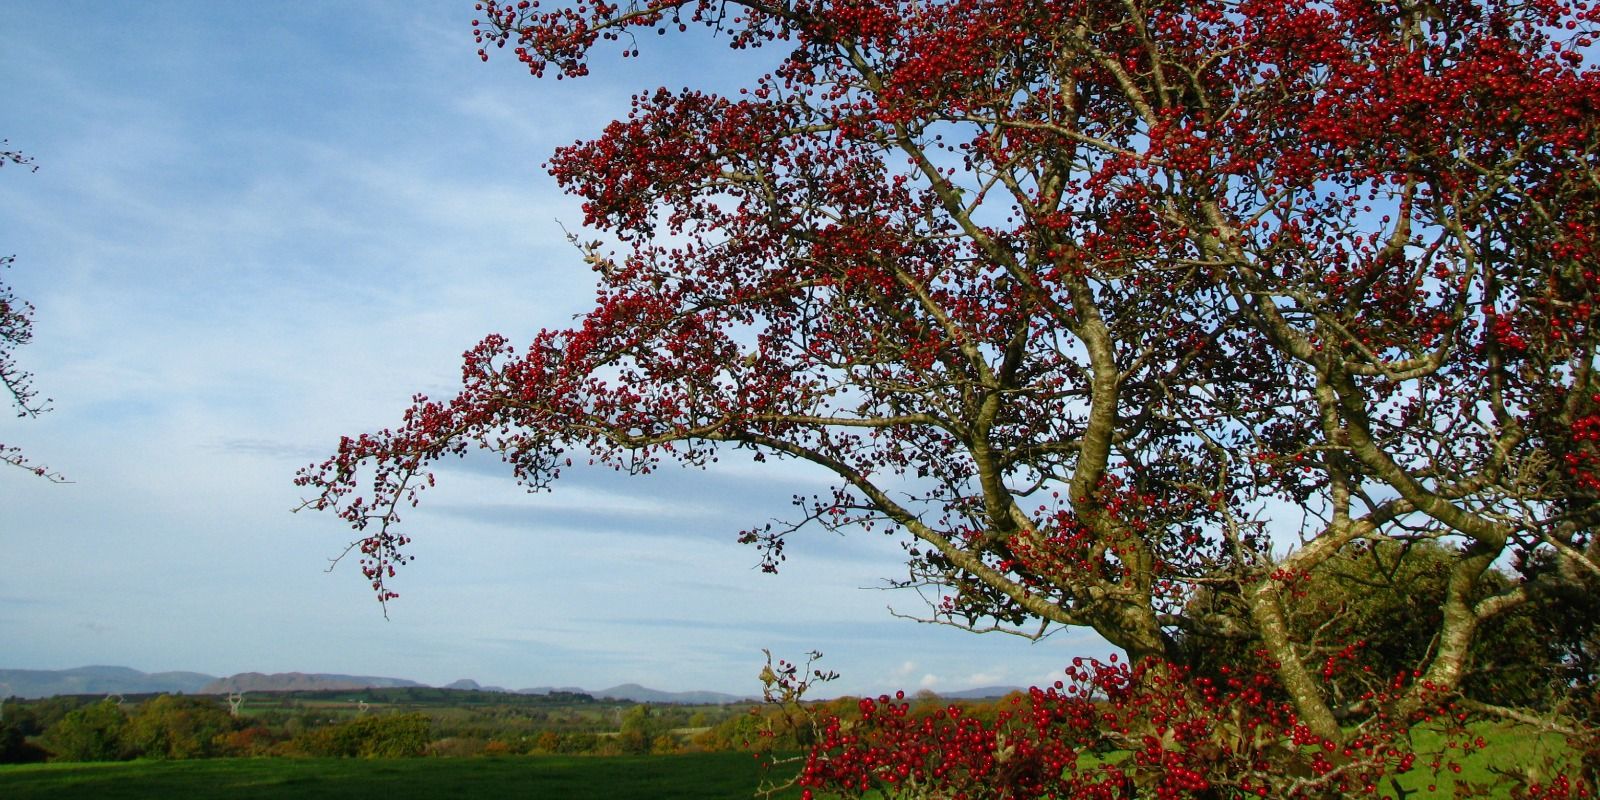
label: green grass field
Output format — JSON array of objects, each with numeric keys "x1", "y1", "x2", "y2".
[
  {"x1": 0, "y1": 722, "x2": 1581, "y2": 800},
  {"x1": 0, "y1": 753, "x2": 808, "y2": 800}
]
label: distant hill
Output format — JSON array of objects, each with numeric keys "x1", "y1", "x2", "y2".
[
  {"x1": 0, "y1": 667, "x2": 753, "y2": 704},
  {"x1": 0, "y1": 666, "x2": 216, "y2": 699},
  {"x1": 201, "y1": 672, "x2": 426, "y2": 693},
  {"x1": 592, "y1": 683, "x2": 750, "y2": 705},
  {"x1": 940, "y1": 686, "x2": 1024, "y2": 700},
  {"x1": 441, "y1": 678, "x2": 510, "y2": 693}
]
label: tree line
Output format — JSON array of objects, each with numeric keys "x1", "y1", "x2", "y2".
[{"x1": 0, "y1": 692, "x2": 789, "y2": 763}]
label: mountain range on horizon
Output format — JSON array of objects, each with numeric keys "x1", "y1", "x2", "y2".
[
  {"x1": 0, "y1": 666, "x2": 216, "y2": 700},
  {"x1": 0, "y1": 665, "x2": 1019, "y2": 703},
  {"x1": 0, "y1": 666, "x2": 754, "y2": 703}
]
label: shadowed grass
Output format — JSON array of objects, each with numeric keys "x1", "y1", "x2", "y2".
[{"x1": 0, "y1": 753, "x2": 806, "y2": 800}]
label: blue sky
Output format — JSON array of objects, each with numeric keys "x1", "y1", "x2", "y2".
[{"x1": 0, "y1": 2, "x2": 1109, "y2": 696}]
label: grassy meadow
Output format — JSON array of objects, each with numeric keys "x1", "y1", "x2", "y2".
[{"x1": 0, "y1": 752, "x2": 808, "y2": 800}]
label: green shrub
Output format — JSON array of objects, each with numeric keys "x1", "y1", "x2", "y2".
[
  {"x1": 0, "y1": 722, "x2": 48, "y2": 764},
  {"x1": 41, "y1": 700, "x2": 128, "y2": 762},
  {"x1": 124, "y1": 695, "x2": 237, "y2": 760},
  {"x1": 292, "y1": 713, "x2": 432, "y2": 758}
]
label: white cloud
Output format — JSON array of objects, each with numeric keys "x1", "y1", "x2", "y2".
[
  {"x1": 963, "y1": 668, "x2": 1008, "y2": 686},
  {"x1": 0, "y1": 2, "x2": 1114, "y2": 697}
]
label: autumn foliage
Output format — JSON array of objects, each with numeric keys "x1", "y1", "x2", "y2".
[
  {"x1": 798, "y1": 658, "x2": 1423, "y2": 799},
  {"x1": 301, "y1": 0, "x2": 1600, "y2": 795},
  {"x1": 0, "y1": 142, "x2": 58, "y2": 481}
]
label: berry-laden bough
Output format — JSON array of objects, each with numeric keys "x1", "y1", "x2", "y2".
[{"x1": 300, "y1": 1, "x2": 1600, "y2": 795}]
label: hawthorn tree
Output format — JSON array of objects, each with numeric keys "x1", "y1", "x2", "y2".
[
  {"x1": 301, "y1": 0, "x2": 1600, "y2": 789},
  {"x1": 1, "y1": 142, "x2": 58, "y2": 481}
]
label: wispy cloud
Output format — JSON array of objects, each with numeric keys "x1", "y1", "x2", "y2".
[{"x1": 0, "y1": 2, "x2": 1111, "y2": 696}]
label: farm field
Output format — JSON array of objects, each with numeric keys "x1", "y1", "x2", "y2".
[{"x1": 0, "y1": 753, "x2": 808, "y2": 800}]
